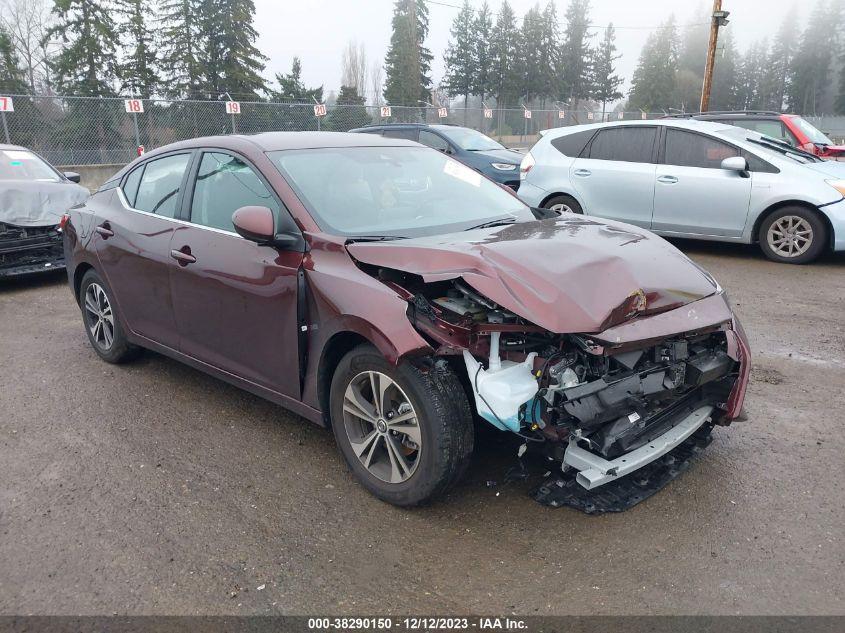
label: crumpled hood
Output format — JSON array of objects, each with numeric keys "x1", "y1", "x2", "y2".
[
  {"x1": 347, "y1": 216, "x2": 719, "y2": 334},
  {"x1": 0, "y1": 180, "x2": 89, "y2": 227}
]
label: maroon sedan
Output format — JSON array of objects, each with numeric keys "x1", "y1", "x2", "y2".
[{"x1": 63, "y1": 132, "x2": 750, "y2": 510}]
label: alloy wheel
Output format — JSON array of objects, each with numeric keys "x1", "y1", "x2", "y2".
[
  {"x1": 84, "y1": 282, "x2": 115, "y2": 351},
  {"x1": 767, "y1": 215, "x2": 813, "y2": 258},
  {"x1": 549, "y1": 202, "x2": 573, "y2": 214},
  {"x1": 342, "y1": 371, "x2": 422, "y2": 484}
]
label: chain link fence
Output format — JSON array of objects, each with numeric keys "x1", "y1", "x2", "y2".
[{"x1": 4, "y1": 94, "x2": 843, "y2": 167}]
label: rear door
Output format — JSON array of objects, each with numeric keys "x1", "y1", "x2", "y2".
[
  {"x1": 569, "y1": 126, "x2": 657, "y2": 228},
  {"x1": 652, "y1": 128, "x2": 752, "y2": 237},
  {"x1": 93, "y1": 151, "x2": 193, "y2": 348},
  {"x1": 168, "y1": 150, "x2": 304, "y2": 399}
]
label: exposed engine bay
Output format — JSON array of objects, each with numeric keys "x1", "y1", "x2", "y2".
[
  {"x1": 0, "y1": 222, "x2": 65, "y2": 277},
  {"x1": 366, "y1": 265, "x2": 742, "y2": 501}
]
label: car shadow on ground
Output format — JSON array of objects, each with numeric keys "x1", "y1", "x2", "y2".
[
  {"x1": 0, "y1": 269, "x2": 67, "y2": 292},
  {"x1": 667, "y1": 237, "x2": 845, "y2": 266}
]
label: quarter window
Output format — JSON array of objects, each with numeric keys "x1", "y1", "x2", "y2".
[
  {"x1": 133, "y1": 153, "x2": 191, "y2": 217},
  {"x1": 419, "y1": 130, "x2": 450, "y2": 152},
  {"x1": 190, "y1": 152, "x2": 278, "y2": 232},
  {"x1": 551, "y1": 129, "x2": 595, "y2": 157},
  {"x1": 586, "y1": 127, "x2": 656, "y2": 163},
  {"x1": 664, "y1": 129, "x2": 740, "y2": 169},
  {"x1": 122, "y1": 165, "x2": 143, "y2": 207}
]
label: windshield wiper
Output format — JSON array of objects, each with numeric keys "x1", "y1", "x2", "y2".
[
  {"x1": 345, "y1": 235, "x2": 408, "y2": 243},
  {"x1": 748, "y1": 137, "x2": 821, "y2": 162},
  {"x1": 464, "y1": 217, "x2": 517, "y2": 231}
]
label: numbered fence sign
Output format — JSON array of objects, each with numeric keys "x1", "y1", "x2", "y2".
[
  {"x1": 437, "y1": 107, "x2": 448, "y2": 119},
  {"x1": 587, "y1": 111, "x2": 594, "y2": 120},
  {"x1": 483, "y1": 108, "x2": 492, "y2": 119},
  {"x1": 124, "y1": 99, "x2": 144, "y2": 113},
  {"x1": 557, "y1": 110, "x2": 565, "y2": 119},
  {"x1": 225, "y1": 101, "x2": 241, "y2": 115},
  {"x1": 641, "y1": 112, "x2": 648, "y2": 120},
  {"x1": 0, "y1": 96, "x2": 14, "y2": 112},
  {"x1": 618, "y1": 111, "x2": 625, "y2": 120},
  {"x1": 313, "y1": 103, "x2": 327, "y2": 117},
  {"x1": 523, "y1": 109, "x2": 532, "y2": 119},
  {"x1": 380, "y1": 106, "x2": 392, "y2": 118}
]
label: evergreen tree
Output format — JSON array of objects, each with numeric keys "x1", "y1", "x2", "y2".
[
  {"x1": 0, "y1": 25, "x2": 27, "y2": 94},
  {"x1": 443, "y1": 0, "x2": 475, "y2": 117},
  {"x1": 472, "y1": 2, "x2": 494, "y2": 107},
  {"x1": 0, "y1": 25, "x2": 42, "y2": 146},
  {"x1": 489, "y1": 0, "x2": 519, "y2": 108},
  {"x1": 591, "y1": 24, "x2": 623, "y2": 118},
  {"x1": 735, "y1": 39, "x2": 769, "y2": 110},
  {"x1": 786, "y1": 0, "x2": 839, "y2": 115},
  {"x1": 677, "y1": 4, "x2": 709, "y2": 78},
  {"x1": 159, "y1": 0, "x2": 204, "y2": 98},
  {"x1": 709, "y1": 29, "x2": 739, "y2": 110},
  {"x1": 115, "y1": 0, "x2": 159, "y2": 97},
  {"x1": 627, "y1": 17, "x2": 679, "y2": 112},
  {"x1": 327, "y1": 85, "x2": 371, "y2": 131},
  {"x1": 272, "y1": 57, "x2": 323, "y2": 102},
  {"x1": 759, "y1": 7, "x2": 798, "y2": 111},
  {"x1": 537, "y1": 1, "x2": 561, "y2": 106},
  {"x1": 383, "y1": 0, "x2": 432, "y2": 109},
  {"x1": 200, "y1": 0, "x2": 267, "y2": 99},
  {"x1": 44, "y1": 0, "x2": 120, "y2": 96},
  {"x1": 517, "y1": 5, "x2": 544, "y2": 104},
  {"x1": 559, "y1": 0, "x2": 592, "y2": 105}
]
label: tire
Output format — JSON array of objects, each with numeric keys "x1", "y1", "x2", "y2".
[
  {"x1": 758, "y1": 206, "x2": 827, "y2": 264},
  {"x1": 329, "y1": 345, "x2": 474, "y2": 506},
  {"x1": 79, "y1": 269, "x2": 142, "y2": 363},
  {"x1": 542, "y1": 194, "x2": 582, "y2": 215}
]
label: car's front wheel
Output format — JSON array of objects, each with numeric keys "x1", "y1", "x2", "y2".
[
  {"x1": 542, "y1": 194, "x2": 582, "y2": 215},
  {"x1": 79, "y1": 269, "x2": 142, "y2": 363},
  {"x1": 758, "y1": 207, "x2": 827, "y2": 264},
  {"x1": 330, "y1": 345, "x2": 474, "y2": 506}
]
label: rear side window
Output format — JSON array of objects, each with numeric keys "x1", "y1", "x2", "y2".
[
  {"x1": 190, "y1": 152, "x2": 279, "y2": 232},
  {"x1": 134, "y1": 153, "x2": 191, "y2": 217},
  {"x1": 122, "y1": 165, "x2": 143, "y2": 206},
  {"x1": 586, "y1": 127, "x2": 656, "y2": 163},
  {"x1": 383, "y1": 128, "x2": 419, "y2": 141},
  {"x1": 664, "y1": 129, "x2": 739, "y2": 169},
  {"x1": 551, "y1": 129, "x2": 595, "y2": 157}
]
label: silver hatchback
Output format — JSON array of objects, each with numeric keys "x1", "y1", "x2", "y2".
[{"x1": 518, "y1": 119, "x2": 845, "y2": 264}]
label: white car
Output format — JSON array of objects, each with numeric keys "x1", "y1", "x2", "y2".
[{"x1": 517, "y1": 119, "x2": 845, "y2": 263}]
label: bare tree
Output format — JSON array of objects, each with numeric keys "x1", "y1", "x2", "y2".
[
  {"x1": 340, "y1": 39, "x2": 367, "y2": 96},
  {"x1": 0, "y1": 0, "x2": 54, "y2": 93},
  {"x1": 369, "y1": 60, "x2": 383, "y2": 106}
]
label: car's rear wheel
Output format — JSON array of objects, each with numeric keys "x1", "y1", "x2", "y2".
[
  {"x1": 329, "y1": 345, "x2": 474, "y2": 506},
  {"x1": 758, "y1": 207, "x2": 827, "y2": 264},
  {"x1": 79, "y1": 269, "x2": 141, "y2": 363},
  {"x1": 542, "y1": 194, "x2": 582, "y2": 215}
]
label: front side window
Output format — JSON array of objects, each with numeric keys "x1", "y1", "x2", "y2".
[
  {"x1": 269, "y1": 146, "x2": 531, "y2": 238},
  {"x1": 418, "y1": 130, "x2": 450, "y2": 152},
  {"x1": 587, "y1": 127, "x2": 656, "y2": 163},
  {"x1": 190, "y1": 152, "x2": 278, "y2": 232},
  {"x1": 664, "y1": 129, "x2": 739, "y2": 169},
  {"x1": 122, "y1": 165, "x2": 143, "y2": 206},
  {"x1": 133, "y1": 153, "x2": 191, "y2": 217},
  {"x1": 0, "y1": 149, "x2": 61, "y2": 182}
]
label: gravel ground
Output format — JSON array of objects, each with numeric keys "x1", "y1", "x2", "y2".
[{"x1": 0, "y1": 241, "x2": 843, "y2": 616}]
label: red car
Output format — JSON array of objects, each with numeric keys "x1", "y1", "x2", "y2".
[
  {"x1": 63, "y1": 132, "x2": 750, "y2": 510},
  {"x1": 671, "y1": 111, "x2": 845, "y2": 160}
]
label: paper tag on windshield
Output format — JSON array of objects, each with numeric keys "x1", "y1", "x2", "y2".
[{"x1": 443, "y1": 159, "x2": 481, "y2": 187}]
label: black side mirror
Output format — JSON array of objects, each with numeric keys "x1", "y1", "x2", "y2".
[{"x1": 64, "y1": 171, "x2": 81, "y2": 183}]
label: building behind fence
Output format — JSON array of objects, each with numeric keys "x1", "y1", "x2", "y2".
[{"x1": 2, "y1": 94, "x2": 845, "y2": 167}]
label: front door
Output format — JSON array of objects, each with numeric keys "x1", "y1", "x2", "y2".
[
  {"x1": 93, "y1": 151, "x2": 194, "y2": 349},
  {"x1": 652, "y1": 128, "x2": 753, "y2": 237},
  {"x1": 168, "y1": 150, "x2": 304, "y2": 399},
  {"x1": 569, "y1": 125, "x2": 657, "y2": 228}
]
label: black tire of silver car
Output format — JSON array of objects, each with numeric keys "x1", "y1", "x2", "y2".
[
  {"x1": 758, "y1": 207, "x2": 827, "y2": 264},
  {"x1": 329, "y1": 345, "x2": 474, "y2": 506},
  {"x1": 79, "y1": 269, "x2": 142, "y2": 364},
  {"x1": 542, "y1": 194, "x2": 583, "y2": 215}
]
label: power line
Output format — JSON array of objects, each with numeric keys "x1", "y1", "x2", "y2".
[{"x1": 424, "y1": 0, "x2": 709, "y2": 30}]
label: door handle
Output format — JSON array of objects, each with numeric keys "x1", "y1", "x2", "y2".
[
  {"x1": 95, "y1": 223, "x2": 114, "y2": 238},
  {"x1": 657, "y1": 175, "x2": 678, "y2": 184},
  {"x1": 170, "y1": 247, "x2": 196, "y2": 266},
  {"x1": 573, "y1": 169, "x2": 592, "y2": 177}
]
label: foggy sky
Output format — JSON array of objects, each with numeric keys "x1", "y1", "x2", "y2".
[{"x1": 254, "y1": 0, "x2": 807, "y2": 99}]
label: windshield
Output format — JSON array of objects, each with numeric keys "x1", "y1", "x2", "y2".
[
  {"x1": 792, "y1": 117, "x2": 834, "y2": 145},
  {"x1": 269, "y1": 146, "x2": 530, "y2": 238},
  {"x1": 0, "y1": 149, "x2": 61, "y2": 182},
  {"x1": 435, "y1": 127, "x2": 505, "y2": 151}
]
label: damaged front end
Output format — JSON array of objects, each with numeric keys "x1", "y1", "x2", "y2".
[
  {"x1": 0, "y1": 221, "x2": 65, "y2": 278},
  {"x1": 364, "y1": 265, "x2": 749, "y2": 511}
]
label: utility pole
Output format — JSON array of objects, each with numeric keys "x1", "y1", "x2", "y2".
[{"x1": 700, "y1": 0, "x2": 730, "y2": 112}]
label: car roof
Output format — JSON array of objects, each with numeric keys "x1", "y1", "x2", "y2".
[
  {"x1": 0, "y1": 143, "x2": 28, "y2": 151},
  {"x1": 542, "y1": 118, "x2": 738, "y2": 138}
]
